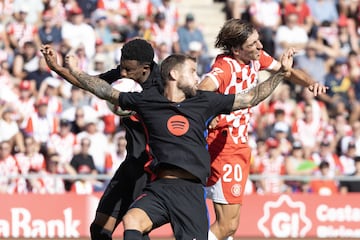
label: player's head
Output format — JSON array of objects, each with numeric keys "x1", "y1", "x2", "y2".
[
  {"x1": 160, "y1": 54, "x2": 198, "y2": 97},
  {"x1": 120, "y1": 38, "x2": 154, "y2": 83},
  {"x1": 215, "y1": 19, "x2": 263, "y2": 63},
  {"x1": 215, "y1": 19, "x2": 258, "y2": 51}
]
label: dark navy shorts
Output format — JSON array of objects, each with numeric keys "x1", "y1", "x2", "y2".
[{"x1": 129, "y1": 178, "x2": 209, "y2": 240}]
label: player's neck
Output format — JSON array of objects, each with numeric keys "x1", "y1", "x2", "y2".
[{"x1": 164, "y1": 85, "x2": 186, "y2": 103}]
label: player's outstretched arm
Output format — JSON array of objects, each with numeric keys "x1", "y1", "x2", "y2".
[
  {"x1": 232, "y1": 71, "x2": 286, "y2": 110},
  {"x1": 65, "y1": 54, "x2": 120, "y2": 105},
  {"x1": 279, "y1": 48, "x2": 327, "y2": 96},
  {"x1": 40, "y1": 45, "x2": 86, "y2": 90},
  {"x1": 232, "y1": 49, "x2": 293, "y2": 110}
]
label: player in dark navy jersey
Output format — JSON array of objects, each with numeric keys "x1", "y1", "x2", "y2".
[
  {"x1": 40, "y1": 39, "x2": 162, "y2": 240},
  {"x1": 66, "y1": 51, "x2": 294, "y2": 239}
]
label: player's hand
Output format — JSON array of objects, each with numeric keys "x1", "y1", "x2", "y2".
[
  {"x1": 279, "y1": 48, "x2": 295, "y2": 77},
  {"x1": 208, "y1": 116, "x2": 219, "y2": 130},
  {"x1": 308, "y1": 83, "x2": 328, "y2": 96},
  {"x1": 64, "y1": 54, "x2": 79, "y2": 71},
  {"x1": 40, "y1": 45, "x2": 58, "y2": 70}
]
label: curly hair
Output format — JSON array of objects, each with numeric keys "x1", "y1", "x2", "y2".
[{"x1": 121, "y1": 38, "x2": 154, "y2": 64}]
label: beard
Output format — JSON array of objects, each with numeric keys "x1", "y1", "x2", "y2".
[{"x1": 178, "y1": 82, "x2": 197, "y2": 98}]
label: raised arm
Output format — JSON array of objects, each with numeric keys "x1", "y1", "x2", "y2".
[
  {"x1": 272, "y1": 48, "x2": 327, "y2": 96},
  {"x1": 232, "y1": 71, "x2": 286, "y2": 110},
  {"x1": 232, "y1": 49, "x2": 294, "y2": 110},
  {"x1": 65, "y1": 54, "x2": 120, "y2": 105},
  {"x1": 40, "y1": 45, "x2": 85, "y2": 89}
]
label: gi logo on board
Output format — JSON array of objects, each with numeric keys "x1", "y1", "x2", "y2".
[{"x1": 257, "y1": 195, "x2": 312, "y2": 238}]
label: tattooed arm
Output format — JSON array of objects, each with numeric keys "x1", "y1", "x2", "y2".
[
  {"x1": 66, "y1": 55, "x2": 120, "y2": 105},
  {"x1": 232, "y1": 71, "x2": 286, "y2": 110}
]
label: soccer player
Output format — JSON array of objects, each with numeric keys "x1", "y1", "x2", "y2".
[
  {"x1": 40, "y1": 39, "x2": 162, "y2": 240},
  {"x1": 198, "y1": 19, "x2": 327, "y2": 240},
  {"x1": 65, "y1": 50, "x2": 294, "y2": 239}
]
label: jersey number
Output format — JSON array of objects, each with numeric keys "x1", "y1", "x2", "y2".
[{"x1": 223, "y1": 164, "x2": 243, "y2": 182}]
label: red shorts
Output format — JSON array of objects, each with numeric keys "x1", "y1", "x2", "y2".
[{"x1": 206, "y1": 130, "x2": 251, "y2": 205}]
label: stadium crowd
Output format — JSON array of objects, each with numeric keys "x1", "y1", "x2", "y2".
[{"x1": 1, "y1": 0, "x2": 360, "y2": 195}]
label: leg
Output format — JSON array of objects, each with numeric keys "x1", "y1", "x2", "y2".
[
  {"x1": 210, "y1": 203, "x2": 241, "y2": 239},
  {"x1": 207, "y1": 142, "x2": 251, "y2": 240},
  {"x1": 123, "y1": 208, "x2": 153, "y2": 233},
  {"x1": 90, "y1": 157, "x2": 149, "y2": 240}
]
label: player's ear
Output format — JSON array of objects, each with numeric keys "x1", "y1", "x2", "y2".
[{"x1": 169, "y1": 69, "x2": 178, "y2": 81}]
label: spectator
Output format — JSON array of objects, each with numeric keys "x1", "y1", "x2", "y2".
[
  {"x1": 187, "y1": 41, "x2": 212, "y2": 78},
  {"x1": 283, "y1": 0, "x2": 313, "y2": 34},
  {"x1": 61, "y1": 6, "x2": 96, "y2": 59},
  {"x1": 311, "y1": 140, "x2": 343, "y2": 178},
  {"x1": 0, "y1": 105, "x2": 25, "y2": 153},
  {"x1": 155, "y1": 0, "x2": 179, "y2": 28},
  {"x1": 150, "y1": 12, "x2": 180, "y2": 57},
  {"x1": 61, "y1": 86, "x2": 91, "y2": 112},
  {"x1": 292, "y1": 104, "x2": 326, "y2": 157},
  {"x1": 177, "y1": 13, "x2": 208, "y2": 55},
  {"x1": 249, "y1": 0, "x2": 282, "y2": 56},
  {"x1": 23, "y1": 96, "x2": 59, "y2": 154},
  {"x1": 274, "y1": 12, "x2": 309, "y2": 58},
  {"x1": 6, "y1": 6, "x2": 41, "y2": 51},
  {"x1": 307, "y1": 0, "x2": 339, "y2": 38},
  {"x1": 47, "y1": 118, "x2": 77, "y2": 169},
  {"x1": 295, "y1": 40, "x2": 328, "y2": 85},
  {"x1": 336, "y1": 16, "x2": 359, "y2": 61},
  {"x1": 321, "y1": 60, "x2": 352, "y2": 117},
  {"x1": 14, "y1": 136, "x2": 46, "y2": 193},
  {"x1": 285, "y1": 141, "x2": 316, "y2": 192},
  {"x1": 339, "y1": 156, "x2": 360, "y2": 193},
  {"x1": 126, "y1": 14, "x2": 152, "y2": 41},
  {"x1": 69, "y1": 137, "x2": 98, "y2": 194},
  {"x1": 75, "y1": 117, "x2": 109, "y2": 173},
  {"x1": 0, "y1": 140, "x2": 18, "y2": 194},
  {"x1": 40, "y1": 153, "x2": 66, "y2": 194},
  {"x1": 12, "y1": 41, "x2": 41, "y2": 80},
  {"x1": 76, "y1": 0, "x2": 98, "y2": 23},
  {"x1": 92, "y1": 11, "x2": 116, "y2": 52},
  {"x1": 308, "y1": 160, "x2": 339, "y2": 195},
  {"x1": 296, "y1": 87, "x2": 329, "y2": 133},
  {"x1": 105, "y1": 135, "x2": 127, "y2": 175},
  {"x1": 268, "y1": 83, "x2": 297, "y2": 125},
  {"x1": 13, "y1": 80, "x2": 36, "y2": 129},
  {"x1": 250, "y1": 138, "x2": 268, "y2": 175},
  {"x1": 93, "y1": 3, "x2": 130, "y2": 43},
  {"x1": 69, "y1": 106, "x2": 87, "y2": 134},
  {"x1": 37, "y1": 76, "x2": 63, "y2": 117},
  {"x1": 124, "y1": 0, "x2": 154, "y2": 26},
  {"x1": 257, "y1": 138, "x2": 288, "y2": 194},
  {"x1": 25, "y1": 56, "x2": 53, "y2": 93},
  {"x1": 38, "y1": 10, "x2": 63, "y2": 47},
  {"x1": 339, "y1": 142, "x2": 357, "y2": 175},
  {"x1": 12, "y1": 0, "x2": 44, "y2": 25}
]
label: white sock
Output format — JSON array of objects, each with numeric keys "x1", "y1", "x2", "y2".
[
  {"x1": 208, "y1": 230, "x2": 218, "y2": 240},
  {"x1": 225, "y1": 237, "x2": 234, "y2": 240}
]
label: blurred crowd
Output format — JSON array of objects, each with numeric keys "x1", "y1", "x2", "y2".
[{"x1": 1, "y1": 0, "x2": 360, "y2": 196}]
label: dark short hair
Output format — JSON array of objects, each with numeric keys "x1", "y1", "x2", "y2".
[
  {"x1": 121, "y1": 39, "x2": 154, "y2": 64},
  {"x1": 160, "y1": 54, "x2": 196, "y2": 85}
]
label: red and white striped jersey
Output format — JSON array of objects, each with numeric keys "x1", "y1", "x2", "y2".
[
  {"x1": 14, "y1": 152, "x2": 46, "y2": 174},
  {"x1": 205, "y1": 51, "x2": 277, "y2": 145}
]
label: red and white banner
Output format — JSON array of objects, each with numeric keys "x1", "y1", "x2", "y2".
[{"x1": 1, "y1": 193, "x2": 360, "y2": 238}]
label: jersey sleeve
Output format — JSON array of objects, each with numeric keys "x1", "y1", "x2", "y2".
[
  {"x1": 259, "y1": 50, "x2": 278, "y2": 71},
  {"x1": 99, "y1": 66, "x2": 121, "y2": 84},
  {"x1": 204, "y1": 55, "x2": 233, "y2": 90},
  {"x1": 204, "y1": 91, "x2": 234, "y2": 117}
]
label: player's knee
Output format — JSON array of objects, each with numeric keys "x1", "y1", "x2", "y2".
[
  {"x1": 90, "y1": 222, "x2": 113, "y2": 240},
  {"x1": 123, "y1": 209, "x2": 152, "y2": 233}
]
